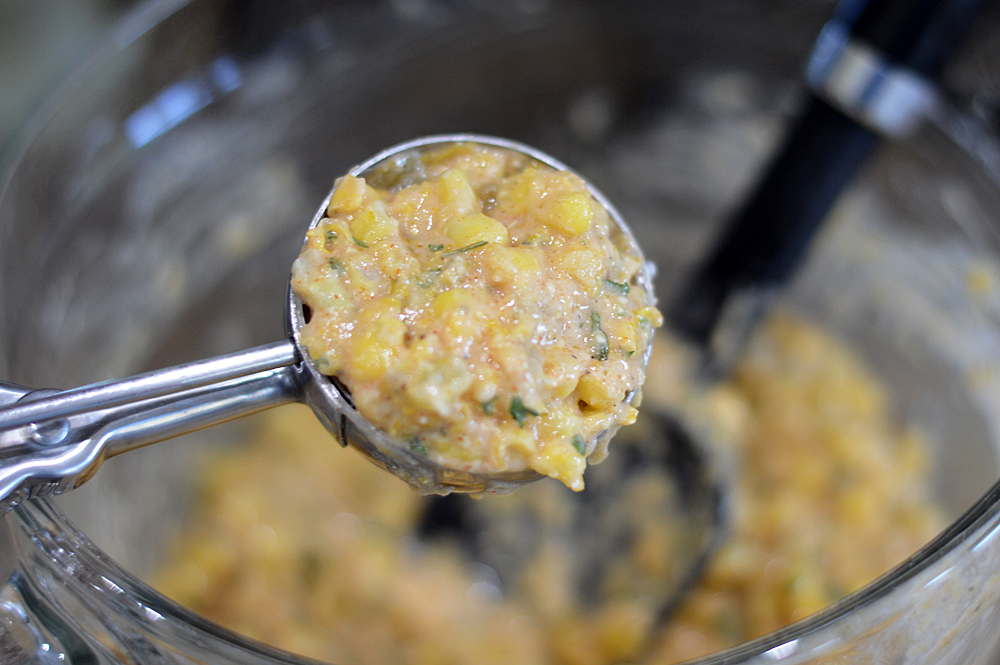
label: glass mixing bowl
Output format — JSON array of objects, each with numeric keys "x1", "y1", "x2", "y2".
[{"x1": 4, "y1": 0, "x2": 1000, "y2": 663}]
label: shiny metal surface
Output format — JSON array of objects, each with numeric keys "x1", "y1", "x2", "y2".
[{"x1": 0, "y1": 134, "x2": 654, "y2": 506}]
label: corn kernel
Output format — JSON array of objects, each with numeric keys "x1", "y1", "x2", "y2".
[
  {"x1": 327, "y1": 175, "x2": 368, "y2": 214},
  {"x1": 440, "y1": 168, "x2": 478, "y2": 216},
  {"x1": 635, "y1": 306, "x2": 664, "y2": 328},
  {"x1": 499, "y1": 425, "x2": 538, "y2": 459},
  {"x1": 608, "y1": 317, "x2": 639, "y2": 356},
  {"x1": 349, "y1": 201, "x2": 398, "y2": 246},
  {"x1": 304, "y1": 227, "x2": 325, "y2": 251},
  {"x1": 502, "y1": 167, "x2": 547, "y2": 215},
  {"x1": 619, "y1": 404, "x2": 638, "y2": 426},
  {"x1": 545, "y1": 192, "x2": 593, "y2": 236},
  {"x1": 313, "y1": 220, "x2": 351, "y2": 250},
  {"x1": 531, "y1": 439, "x2": 586, "y2": 491},
  {"x1": 542, "y1": 349, "x2": 586, "y2": 398},
  {"x1": 300, "y1": 271, "x2": 349, "y2": 311},
  {"x1": 577, "y1": 372, "x2": 621, "y2": 410},
  {"x1": 538, "y1": 409, "x2": 574, "y2": 441},
  {"x1": 444, "y1": 213, "x2": 509, "y2": 248},
  {"x1": 485, "y1": 246, "x2": 541, "y2": 285},
  {"x1": 428, "y1": 287, "x2": 487, "y2": 346},
  {"x1": 350, "y1": 298, "x2": 405, "y2": 382},
  {"x1": 559, "y1": 246, "x2": 604, "y2": 290},
  {"x1": 428, "y1": 288, "x2": 477, "y2": 318}
]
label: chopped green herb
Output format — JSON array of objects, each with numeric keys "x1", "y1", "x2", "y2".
[
  {"x1": 605, "y1": 279, "x2": 630, "y2": 296},
  {"x1": 594, "y1": 336, "x2": 610, "y2": 360},
  {"x1": 328, "y1": 257, "x2": 344, "y2": 271},
  {"x1": 444, "y1": 240, "x2": 488, "y2": 256},
  {"x1": 591, "y1": 311, "x2": 610, "y2": 360},
  {"x1": 481, "y1": 397, "x2": 497, "y2": 415},
  {"x1": 509, "y1": 395, "x2": 539, "y2": 427},
  {"x1": 428, "y1": 244, "x2": 444, "y2": 252},
  {"x1": 417, "y1": 268, "x2": 442, "y2": 288},
  {"x1": 353, "y1": 236, "x2": 368, "y2": 248},
  {"x1": 571, "y1": 434, "x2": 587, "y2": 455},
  {"x1": 409, "y1": 437, "x2": 427, "y2": 456}
]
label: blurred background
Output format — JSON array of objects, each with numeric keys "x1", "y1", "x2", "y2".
[
  {"x1": 5, "y1": 2, "x2": 1000, "y2": 664},
  {"x1": 0, "y1": 0, "x2": 135, "y2": 157}
]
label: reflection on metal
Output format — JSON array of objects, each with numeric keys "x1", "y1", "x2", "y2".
[
  {"x1": 806, "y1": 23, "x2": 937, "y2": 137},
  {"x1": 124, "y1": 56, "x2": 241, "y2": 148},
  {"x1": 0, "y1": 515, "x2": 16, "y2": 585}
]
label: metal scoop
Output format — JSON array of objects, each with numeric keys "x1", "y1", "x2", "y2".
[{"x1": 0, "y1": 134, "x2": 658, "y2": 511}]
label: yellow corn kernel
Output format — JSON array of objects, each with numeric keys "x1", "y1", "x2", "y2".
[
  {"x1": 349, "y1": 201, "x2": 398, "y2": 246},
  {"x1": 444, "y1": 213, "x2": 509, "y2": 248},
  {"x1": 559, "y1": 246, "x2": 604, "y2": 290},
  {"x1": 428, "y1": 288, "x2": 488, "y2": 345},
  {"x1": 537, "y1": 409, "x2": 574, "y2": 441},
  {"x1": 499, "y1": 425, "x2": 538, "y2": 460},
  {"x1": 299, "y1": 269, "x2": 349, "y2": 311},
  {"x1": 428, "y1": 287, "x2": 477, "y2": 318},
  {"x1": 609, "y1": 317, "x2": 639, "y2": 356},
  {"x1": 554, "y1": 376, "x2": 581, "y2": 400},
  {"x1": 541, "y1": 349, "x2": 586, "y2": 398},
  {"x1": 310, "y1": 220, "x2": 350, "y2": 250},
  {"x1": 635, "y1": 305, "x2": 664, "y2": 328},
  {"x1": 545, "y1": 192, "x2": 593, "y2": 236},
  {"x1": 440, "y1": 168, "x2": 478, "y2": 216},
  {"x1": 619, "y1": 404, "x2": 638, "y2": 426},
  {"x1": 327, "y1": 175, "x2": 368, "y2": 214},
  {"x1": 531, "y1": 439, "x2": 586, "y2": 491},
  {"x1": 304, "y1": 227, "x2": 324, "y2": 250},
  {"x1": 485, "y1": 245, "x2": 541, "y2": 285},
  {"x1": 442, "y1": 304, "x2": 487, "y2": 347},
  {"x1": 501, "y1": 167, "x2": 545, "y2": 215},
  {"x1": 350, "y1": 297, "x2": 405, "y2": 382},
  {"x1": 577, "y1": 372, "x2": 621, "y2": 410}
]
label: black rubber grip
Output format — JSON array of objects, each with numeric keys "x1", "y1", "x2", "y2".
[
  {"x1": 668, "y1": 98, "x2": 878, "y2": 347},
  {"x1": 668, "y1": 0, "x2": 982, "y2": 349},
  {"x1": 853, "y1": 0, "x2": 983, "y2": 76}
]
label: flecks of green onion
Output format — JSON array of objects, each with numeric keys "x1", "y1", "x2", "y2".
[{"x1": 509, "y1": 395, "x2": 539, "y2": 427}]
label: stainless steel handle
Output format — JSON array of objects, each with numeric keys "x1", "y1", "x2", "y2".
[{"x1": 0, "y1": 341, "x2": 302, "y2": 512}]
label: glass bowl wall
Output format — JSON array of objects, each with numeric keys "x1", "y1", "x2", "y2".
[{"x1": 3, "y1": 1, "x2": 1000, "y2": 663}]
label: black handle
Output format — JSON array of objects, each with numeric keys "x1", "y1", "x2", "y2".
[
  {"x1": 668, "y1": 0, "x2": 983, "y2": 350},
  {"x1": 668, "y1": 98, "x2": 878, "y2": 348},
  {"x1": 853, "y1": 0, "x2": 982, "y2": 76}
]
